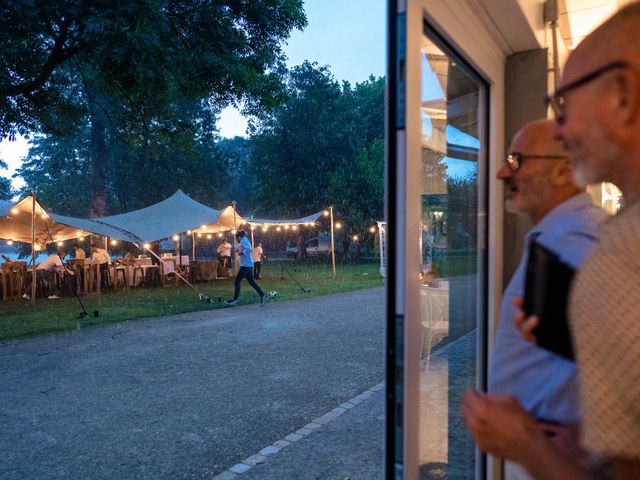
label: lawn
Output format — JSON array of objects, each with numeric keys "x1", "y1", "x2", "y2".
[{"x1": 0, "y1": 261, "x2": 383, "y2": 341}]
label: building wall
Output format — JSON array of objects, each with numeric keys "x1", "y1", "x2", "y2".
[{"x1": 502, "y1": 48, "x2": 549, "y2": 284}]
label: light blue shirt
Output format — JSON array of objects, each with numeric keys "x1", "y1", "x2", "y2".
[
  {"x1": 489, "y1": 193, "x2": 607, "y2": 423},
  {"x1": 237, "y1": 236, "x2": 254, "y2": 268}
]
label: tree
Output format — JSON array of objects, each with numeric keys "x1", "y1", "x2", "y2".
[
  {"x1": 0, "y1": 160, "x2": 12, "y2": 200},
  {"x1": 250, "y1": 62, "x2": 348, "y2": 216},
  {"x1": 251, "y1": 66, "x2": 385, "y2": 253},
  {"x1": 1, "y1": 0, "x2": 306, "y2": 216}
]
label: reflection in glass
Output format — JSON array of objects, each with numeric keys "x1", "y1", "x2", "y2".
[{"x1": 418, "y1": 33, "x2": 484, "y2": 479}]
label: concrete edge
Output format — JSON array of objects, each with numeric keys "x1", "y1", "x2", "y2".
[{"x1": 212, "y1": 380, "x2": 385, "y2": 479}]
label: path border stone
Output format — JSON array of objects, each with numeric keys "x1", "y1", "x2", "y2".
[{"x1": 212, "y1": 381, "x2": 384, "y2": 479}]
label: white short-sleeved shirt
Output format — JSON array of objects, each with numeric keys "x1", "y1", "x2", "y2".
[{"x1": 37, "y1": 255, "x2": 64, "y2": 271}]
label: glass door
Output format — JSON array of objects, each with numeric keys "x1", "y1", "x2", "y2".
[{"x1": 387, "y1": 2, "x2": 489, "y2": 478}]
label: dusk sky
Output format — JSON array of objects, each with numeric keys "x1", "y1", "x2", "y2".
[{"x1": 0, "y1": 0, "x2": 387, "y2": 189}]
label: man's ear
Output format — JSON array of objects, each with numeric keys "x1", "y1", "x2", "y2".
[
  {"x1": 551, "y1": 159, "x2": 573, "y2": 186},
  {"x1": 612, "y1": 69, "x2": 640, "y2": 125}
]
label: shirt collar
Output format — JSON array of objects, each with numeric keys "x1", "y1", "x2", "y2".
[{"x1": 527, "y1": 192, "x2": 594, "y2": 239}]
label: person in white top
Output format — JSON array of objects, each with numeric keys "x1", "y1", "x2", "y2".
[
  {"x1": 23, "y1": 249, "x2": 74, "y2": 300},
  {"x1": 73, "y1": 243, "x2": 86, "y2": 260},
  {"x1": 91, "y1": 243, "x2": 112, "y2": 290},
  {"x1": 224, "y1": 230, "x2": 268, "y2": 306},
  {"x1": 217, "y1": 238, "x2": 231, "y2": 269},
  {"x1": 252, "y1": 242, "x2": 264, "y2": 279}
]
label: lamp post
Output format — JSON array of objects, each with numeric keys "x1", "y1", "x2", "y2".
[{"x1": 329, "y1": 206, "x2": 336, "y2": 278}]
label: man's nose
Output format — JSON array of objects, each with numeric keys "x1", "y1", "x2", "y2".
[{"x1": 496, "y1": 162, "x2": 512, "y2": 180}]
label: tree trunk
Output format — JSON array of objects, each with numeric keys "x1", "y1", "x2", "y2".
[{"x1": 89, "y1": 102, "x2": 108, "y2": 218}]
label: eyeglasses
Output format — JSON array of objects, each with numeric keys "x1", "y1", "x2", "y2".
[
  {"x1": 546, "y1": 61, "x2": 630, "y2": 124},
  {"x1": 504, "y1": 152, "x2": 568, "y2": 172}
]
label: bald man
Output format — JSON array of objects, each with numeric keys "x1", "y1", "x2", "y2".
[
  {"x1": 489, "y1": 120, "x2": 606, "y2": 480},
  {"x1": 463, "y1": 4, "x2": 640, "y2": 479}
]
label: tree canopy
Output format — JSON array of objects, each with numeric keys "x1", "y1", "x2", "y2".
[
  {"x1": 1, "y1": 0, "x2": 306, "y2": 216},
  {"x1": 250, "y1": 62, "x2": 385, "y2": 235}
]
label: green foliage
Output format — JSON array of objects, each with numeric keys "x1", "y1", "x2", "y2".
[
  {"x1": 0, "y1": 0, "x2": 307, "y2": 139},
  {"x1": 250, "y1": 63, "x2": 385, "y2": 236},
  {"x1": 0, "y1": 159, "x2": 12, "y2": 200},
  {"x1": 1, "y1": 0, "x2": 307, "y2": 214},
  {"x1": 446, "y1": 170, "x2": 479, "y2": 249}
]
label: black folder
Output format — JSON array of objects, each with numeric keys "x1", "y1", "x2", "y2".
[{"x1": 523, "y1": 239, "x2": 576, "y2": 360}]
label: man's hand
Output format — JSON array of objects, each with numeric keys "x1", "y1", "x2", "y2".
[
  {"x1": 538, "y1": 422, "x2": 589, "y2": 467},
  {"x1": 461, "y1": 390, "x2": 542, "y2": 462},
  {"x1": 512, "y1": 296, "x2": 539, "y2": 342}
]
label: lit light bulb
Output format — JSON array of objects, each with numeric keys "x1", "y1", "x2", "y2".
[
  {"x1": 292, "y1": 225, "x2": 298, "y2": 231},
  {"x1": 111, "y1": 240, "x2": 118, "y2": 246},
  {"x1": 35, "y1": 245, "x2": 42, "y2": 251},
  {"x1": 276, "y1": 226, "x2": 281, "y2": 232},
  {"x1": 7, "y1": 240, "x2": 14, "y2": 246},
  {"x1": 323, "y1": 210, "x2": 329, "y2": 217},
  {"x1": 335, "y1": 222, "x2": 342, "y2": 230},
  {"x1": 284, "y1": 225, "x2": 290, "y2": 230},
  {"x1": 172, "y1": 235, "x2": 179, "y2": 241},
  {"x1": 218, "y1": 233, "x2": 223, "y2": 238},
  {"x1": 369, "y1": 226, "x2": 376, "y2": 233},
  {"x1": 207, "y1": 234, "x2": 212, "y2": 239},
  {"x1": 57, "y1": 241, "x2": 64, "y2": 247},
  {"x1": 11, "y1": 208, "x2": 18, "y2": 215},
  {"x1": 144, "y1": 243, "x2": 150, "y2": 249},
  {"x1": 187, "y1": 230, "x2": 192, "y2": 234},
  {"x1": 352, "y1": 235, "x2": 359, "y2": 242},
  {"x1": 231, "y1": 229, "x2": 237, "y2": 235},
  {"x1": 197, "y1": 233, "x2": 203, "y2": 238}
]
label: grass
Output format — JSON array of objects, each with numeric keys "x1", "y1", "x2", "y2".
[{"x1": 0, "y1": 261, "x2": 383, "y2": 341}]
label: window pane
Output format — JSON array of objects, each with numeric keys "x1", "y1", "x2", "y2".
[{"x1": 418, "y1": 31, "x2": 484, "y2": 479}]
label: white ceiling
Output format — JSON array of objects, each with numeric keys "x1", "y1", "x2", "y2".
[{"x1": 559, "y1": 0, "x2": 632, "y2": 49}]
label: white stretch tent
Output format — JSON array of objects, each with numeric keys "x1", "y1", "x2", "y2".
[
  {"x1": 247, "y1": 211, "x2": 324, "y2": 228},
  {"x1": 0, "y1": 195, "x2": 92, "y2": 245},
  {"x1": 53, "y1": 190, "x2": 245, "y2": 243}
]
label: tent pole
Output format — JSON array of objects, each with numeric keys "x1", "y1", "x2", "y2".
[
  {"x1": 232, "y1": 201, "x2": 238, "y2": 274},
  {"x1": 250, "y1": 225, "x2": 254, "y2": 247},
  {"x1": 330, "y1": 206, "x2": 336, "y2": 278},
  {"x1": 178, "y1": 233, "x2": 182, "y2": 266},
  {"x1": 31, "y1": 191, "x2": 36, "y2": 304},
  {"x1": 192, "y1": 231, "x2": 196, "y2": 261}
]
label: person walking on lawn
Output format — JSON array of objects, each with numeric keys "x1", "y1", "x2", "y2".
[{"x1": 224, "y1": 230, "x2": 269, "y2": 306}]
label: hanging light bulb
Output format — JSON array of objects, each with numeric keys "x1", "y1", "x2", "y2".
[
  {"x1": 187, "y1": 230, "x2": 192, "y2": 235},
  {"x1": 218, "y1": 233, "x2": 223, "y2": 238},
  {"x1": 292, "y1": 225, "x2": 298, "y2": 231},
  {"x1": 7, "y1": 240, "x2": 14, "y2": 246},
  {"x1": 323, "y1": 210, "x2": 329, "y2": 217},
  {"x1": 207, "y1": 234, "x2": 212, "y2": 239},
  {"x1": 172, "y1": 235, "x2": 179, "y2": 241},
  {"x1": 11, "y1": 208, "x2": 18, "y2": 215},
  {"x1": 111, "y1": 240, "x2": 118, "y2": 246},
  {"x1": 57, "y1": 241, "x2": 64, "y2": 247},
  {"x1": 352, "y1": 235, "x2": 359, "y2": 242},
  {"x1": 276, "y1": 226, "x2": 281, "y2": 232},
  {"x1": 335, "y1": 222, "x2": 342, "y2": 230},
  {"x1": 369, "y1": 226, "x2": 376, "y2": 233}
]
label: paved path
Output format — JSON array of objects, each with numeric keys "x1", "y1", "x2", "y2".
[{"x1": 0, "y1": 288, "x2": 384, "y2": 479}]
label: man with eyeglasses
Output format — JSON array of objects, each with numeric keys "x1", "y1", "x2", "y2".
[
  {"x1": 463, "y1": 4, "x2": 640, "y2": 479},
  {"x1": 490, "y1": 119, "x2": 606, "y2": 480}
]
